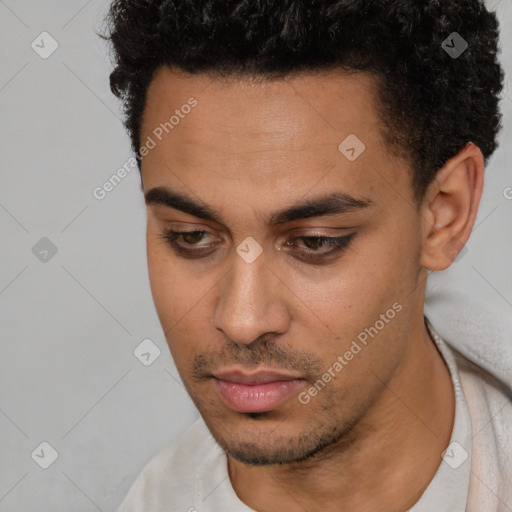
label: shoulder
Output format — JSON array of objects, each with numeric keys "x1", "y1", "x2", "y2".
[
  {"x1": 452, "y1": 343, "x2": 512, "y2": 422},
  {"x1": 116, "y1": 418, "x2": 217, "y2": 511},
  {"x1": 449, "y1": 343, "x2": 512, "y2": 484}
]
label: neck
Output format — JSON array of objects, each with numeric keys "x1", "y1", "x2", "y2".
[{"x1": 227, "y1": 321, "x2": 455, "y2": 512}]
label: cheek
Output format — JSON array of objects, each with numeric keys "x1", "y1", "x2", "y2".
[
  {"x1": 313, "y1": 245, "x2": 414, "y2": 316},
  {"x1": 146, "y1": 231, "x2": 175, "y2": 317},
  {"x1": 292, "y1": 222, "x2": 420, "y2": 355},
  {"x1": 347, "y1": 219, "x2": 420, "y2": 299},
  {"x1": 146, "y1": 230, "x2": 191, "y2": 347},
  {"x1": 145, "y1": 229, "x2": 219, "y2": 366}
]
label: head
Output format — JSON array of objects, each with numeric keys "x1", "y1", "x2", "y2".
[{"x1": 103, "y1": 1, "x2": 504, "y2": 465}]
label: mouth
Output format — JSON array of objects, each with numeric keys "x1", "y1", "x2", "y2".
[{"x1": 212, "y1": 369, "x2": 307, "y2": 413}]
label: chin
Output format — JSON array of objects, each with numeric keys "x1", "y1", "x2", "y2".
[{"x1": 205, "y1": 413, "x2": 354, "y2": 466}]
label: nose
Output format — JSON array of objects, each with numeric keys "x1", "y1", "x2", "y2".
[{"x1": 211, "y1": 250, "x2": 290, "y2": 346}]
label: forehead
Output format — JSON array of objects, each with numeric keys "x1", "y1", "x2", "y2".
[
  {"x1": 142, "y1": 66, "x2": 380, "y2": 148},
  {"x1": 140, "y1": 66, "x2": 410, "y2": 214}
]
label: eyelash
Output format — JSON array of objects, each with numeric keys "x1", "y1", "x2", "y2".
[{"x1": 159, "y1": 229, "x2": 355, "y2": 261}]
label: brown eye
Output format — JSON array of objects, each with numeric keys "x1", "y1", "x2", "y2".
[
  {"x1": 181, "y1": 231, "x2": 206, "y2": 245},
  {"x1": 301, "y1": 236, "x2": 330, "y2": 251},
  {"x1": 160, "y1": 229, "x2": 356, "y2": 263},
  {"x1": 159, "y1": 229, "x2": 218, "y2": 259},
  {"x1": 161, "y1": 230, "x2": 210, "y2": 246},
  {"x1": 285, "y1": 233, "x2": 356, "y2": 261}
]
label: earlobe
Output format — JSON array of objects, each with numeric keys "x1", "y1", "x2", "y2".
[{"x1": 420, "y1": 142, "x2": 484, "y2": 271}]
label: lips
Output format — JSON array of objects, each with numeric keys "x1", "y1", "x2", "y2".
[
  {"x1": 212, "y1": 369, "x2": 306, "y2": 413},
  {"x1": 214, "y1": 370, "x2": 302, "y2": 385}
]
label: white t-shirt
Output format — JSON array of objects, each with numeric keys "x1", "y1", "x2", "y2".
[{"x1": 117, "y1": 317, "x2": 512, "y2": 511}]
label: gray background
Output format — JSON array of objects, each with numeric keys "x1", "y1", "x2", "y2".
[{"x1": 0, "y1": 1, "x2": 510, "y2": 510}]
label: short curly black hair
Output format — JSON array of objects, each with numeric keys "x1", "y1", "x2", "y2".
[{"x1": 101, "y1": 0, "x2": 504, "y2": 203}]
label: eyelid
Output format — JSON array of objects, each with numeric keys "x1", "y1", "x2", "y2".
[
  {"x1": 160, "y1": 227, "x2": 356, "y2": 263},
  {"x1": 163, "y1": 221, "x2": 356, "y2": 237},
  {"x1": 161, "y1": 221, "x2": 358, "y2": 241},
  {"x1": 286, "y1": 226, "x2": 356, "y2": 237}
]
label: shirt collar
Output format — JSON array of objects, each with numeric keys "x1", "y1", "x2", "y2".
[{"x1": 408, "y1": 316, "x2": 473, "y2": 511}]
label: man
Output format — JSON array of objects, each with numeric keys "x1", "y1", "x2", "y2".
[{"x1": 103, "y1": 1, "x2": 512, "y2": 510}]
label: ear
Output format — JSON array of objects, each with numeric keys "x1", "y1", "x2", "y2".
[{"x1": 420, "y1": 142, "x2": 484, "y2": 271}]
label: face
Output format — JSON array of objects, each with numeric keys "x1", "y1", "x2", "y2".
[{"x1": 141, "y1": 67, "x2": 427, "y2": 465}]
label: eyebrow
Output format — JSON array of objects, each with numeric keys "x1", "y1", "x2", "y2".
[{"x1": 144, "y1": 186, "x2": 373, "y2": 226}]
